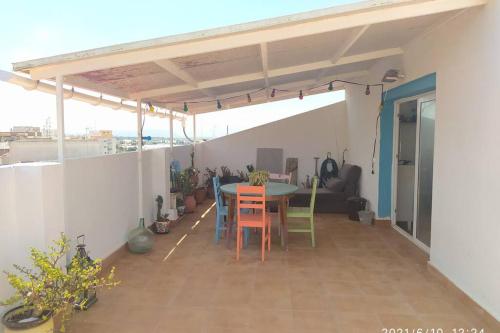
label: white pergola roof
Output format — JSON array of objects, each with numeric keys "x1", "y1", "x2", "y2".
[{"x1": 13, "y1": 0, "x2": 486, "y2": 115}]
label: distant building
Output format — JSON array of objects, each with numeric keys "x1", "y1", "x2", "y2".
[
  {"x1": 89, "y1": 130, "x2": 113, "y2": 139},
  {"x1": 10, "y1": 126, "x2": 42, "y2": 137}
]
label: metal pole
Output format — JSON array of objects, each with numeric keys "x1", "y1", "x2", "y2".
[
  {"x1": 56, "y1": 75, "x2": 65, "y2": 162},
  {"x1": 136, "y1": 100, "x2": 144, "y2": 219},
  {"x1": 169, "y1": 110, "x2": 174, "y2": 150}
]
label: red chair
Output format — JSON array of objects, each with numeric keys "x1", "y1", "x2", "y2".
[{"x1": 236, "y1": 185, "x2": 271, "y2": 262}]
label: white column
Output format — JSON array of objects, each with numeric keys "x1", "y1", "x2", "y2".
[
  {"x1": 168, "y1": 110, "x2": 174, "y2": 210},
  {"x1": 169, "y1": 110, "x2": 174, "y2": 150},
  {"x1": 136, "y1": 100, "x2": 144, "y2": 219},
  {"x1": 55, "y1": 75, "x2": 65, "y2": 163},
  {"x1": 193, "y1": 113, "x2": 197, "y2": 144}
]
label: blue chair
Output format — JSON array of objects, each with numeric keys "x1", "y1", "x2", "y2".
[
  {"x1": 213, "y1": 176, "x2": 249, "y2": 246},
  {"x1": 213, "y1": 176, "x2": 228, "y2": 243}
]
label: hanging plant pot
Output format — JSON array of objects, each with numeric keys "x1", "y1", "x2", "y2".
[
  {"x1": 2, "y1": 307, "x2": 53, "y2": 333},
  {"x1": 184, "y1": 195, "x2": 196, "y2": 213}
]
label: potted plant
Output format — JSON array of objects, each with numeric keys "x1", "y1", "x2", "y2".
[
  {"x1": 194, "y1": 186, "x2": 207, "y2": 204},
  {"x1": 249, "y1": 170, "x2": 270, "y2": 186},
  {"x1": 186, "y1": 167, "x2": 199, "y2": 188},
  {"x1": 176, "y1": 196, "x2": 185, "y2": 216},
  {"x1": 152, "y1": 195, "x2": 170, "y2": 234},
  {"x1": 219, "y1": 166, "x2": 241, "y2": 185},
  {"x1": 236, "y1": 170, "x2": 249, "y2": 182},
  {"x1": 1, "y1": 234, "x2": 118, "y2": 333},
  {"x1": 204, "y1": 167, "x2": 217, "y2": 198},
  {"x1": 180, "y1": 170, "x2": 196, "y2": 213}
]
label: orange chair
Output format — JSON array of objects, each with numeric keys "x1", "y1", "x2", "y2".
[{"x1": 236, "y1": 185, "x2": 271, "y2": 262}]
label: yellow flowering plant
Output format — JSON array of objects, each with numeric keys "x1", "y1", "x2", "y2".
[
  {"x1": 249, "y1": 170, "x2": 269, "y2": 186},
  {"x1": 1, "y1": 234, "x2": 119, "y2": 332}
]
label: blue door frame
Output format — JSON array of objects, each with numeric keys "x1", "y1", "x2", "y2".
[{"x1": 378, "y1": 73, "x2": 436, "y2": 218}]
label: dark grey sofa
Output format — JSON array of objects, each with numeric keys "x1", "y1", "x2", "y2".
[{"x1": 289, "y1": 164, "x2": 362, "y2": 213}]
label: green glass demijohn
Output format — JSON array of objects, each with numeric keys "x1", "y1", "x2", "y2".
[{"x1": 127, "y1": 218, "x2": 154, "y2": 253}]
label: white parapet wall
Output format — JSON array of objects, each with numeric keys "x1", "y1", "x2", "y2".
[
  {"x1": 194, "y1": 102, "x2": 349, "y2": 186},
  {"x1": 6, "y1": 139, "x2": 117, "y2": 164},
  {"x1": 0, "y1": 162, "x2": 64, "y2": 328},
  {"x1": 0, "y1": 148, "x2": 171, "y2": 325}
]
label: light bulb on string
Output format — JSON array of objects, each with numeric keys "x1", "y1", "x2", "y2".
[
  {"x1": 216, "y1": 99, "x2": 222, "y2": 110},
  {"x1": 247, "y1": 93, "x2": 252, "y2": 103},
  {"x1": 271, "y1": 89, "x2": 276, "y2": 98},
  {"x1": 183, "y1": 102, "x2": 188, "y2": 112},
  {"x1": 299, "y1": 90, "x2": 303, "y2": 100},
  {"x1": 328, "y1": 82, "x2": 334, "y2": 91},
  {"x1": 365, "y1": 85, "x2": 371, "y2": 96}
]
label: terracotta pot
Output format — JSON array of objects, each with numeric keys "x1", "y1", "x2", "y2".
[
  {"x1": 194, "y1": 187, "x2": 207, "y2": 203},
  {"x1": 2, "y1": 307, "x2": 54, "y2": 333},
  {"x1": 206, "y1": 186, "x2": 214, "y2": 199},
  {"x1": 184, "y1": 195, "x2": 196, "y2": 213},
  {"x1": 190, "y1": 174, "x2": 199, "y2": 187}
]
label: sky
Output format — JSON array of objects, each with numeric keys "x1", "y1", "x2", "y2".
[{"x1": 0, "y1": 0, "x2": 360, "y2": 138}]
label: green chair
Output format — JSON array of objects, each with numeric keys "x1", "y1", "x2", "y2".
[{"x1": 286, "y1": 176, "x2": 318, "y2": 247}]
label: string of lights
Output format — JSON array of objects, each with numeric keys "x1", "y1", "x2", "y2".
[
  {"x1": 145, "y1": 77, "x2": 386, "y2": 176},
  {"x1": 151, "y1": 79, "x2": 385, "y2": 113}
]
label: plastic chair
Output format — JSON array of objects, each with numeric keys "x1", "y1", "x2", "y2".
[
  {"x1": 268, "y1": 172, "x2": 292, "y2": 184},
  {"x1": 286, "y1": 176, "x2": 318, "y2": 247},
  {"x1": 213, "y1": 176, "x2": 249, "y2": 246},
  {"x1": 213, "y1": 176, "x2": 228, "y2": 243},
  {"x1": 269, "y1": 172, "x2": 292, "y2": 236},
  {"x1": 236, "y1": 185, "x2": 271, "y2": 261}
]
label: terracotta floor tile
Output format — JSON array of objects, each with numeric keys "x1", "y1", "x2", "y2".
[
  {"x1": 250, "y1": 284, "x2": 293, "y2": 309},
  {"x1": 323, "y1": 279, "x2": 363, "y2": 296},
  {"x1": 64, "y1": 201, "x2": 496, "y2": 333},
  {"x1": 331, "y1": 295, "x2": 373, "y2": 313},
  {"x1": 249, "y1": 309, "x2": 294, "y2": 333},
  {"x1": 205, "y1": 306, "x2": 252, "y2": 329},
  {"x1": 408, "y1": 296, "x2": 462, "y2": 315},
  {"x1": 364, "y1": 295, "x2": 415, "y2": 315},
  {"x1": 292, "y1": 310, "x2": 336, "y2": 332},
  {"x1": 171, "y1": 286, "x2": 215, "y2": 307},
  {"x1": 335, "y1": 312, "x2": 384, "y2": 333},
  {"x1": 211, "y1": 287, "x2": 252, "y2": 307},
  {"x1": 290, "y1": 289, "x2": 331, "y2": 311},
  {"x1": 377, "y1": 314, "x2": 424, "y2": 330},
  {"x1": 154, "y1": 306, "x2": 207, "y2": 333}
]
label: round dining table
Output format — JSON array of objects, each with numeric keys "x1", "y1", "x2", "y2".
[{"x1": 220, "y1": 182, "x2": 299, "y2": 250}]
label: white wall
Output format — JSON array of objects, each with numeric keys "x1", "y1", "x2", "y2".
[
  {"x1": 0, "y1": 162, "x2": 64, "y2": 329},
  {"x1": 0, "y1": 149, "x2": 170, "y2": 329},
  {"x1": 64, "y1": 149, "x2": 170, "y2": 259},
  {"x1": 345, "y1": 2, "x2": 500, "y2": 319},
  {"x1": 195, "y1": 102, "x2": 349, "y2": 186},
  {"x1": 6, "y1": 139, "x2": 116, "y2": 164},
  {"x1": 400, "y1": 2, "x2": 500, "y2": 320},
  {"x1": 345, "y1": 56, "x2": 402, "y2": 213},
  {"x1": 172, "y1": 144, "x2": 193, "y2": 170}
]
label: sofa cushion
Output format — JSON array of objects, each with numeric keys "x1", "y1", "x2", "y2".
[
  {"x1": 326, "y1": 177, "x2": 346, "y2": 192},
  {"x1": 339, "y1": 164, "x2": 361, "y2": 196}
]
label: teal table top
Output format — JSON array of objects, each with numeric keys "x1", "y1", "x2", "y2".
[{"x1": 220, "y1": 182, "x2": 298, "y2": 197}]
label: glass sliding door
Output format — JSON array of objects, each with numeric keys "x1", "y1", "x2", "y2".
[
  {"x1": 415, "y1": 97, "x2": 436, "y2": 247},
  {"x1": 392, "y1": 92, "x2": 436, "y2": 252},
  {"x1": 395, "y1": 100, "x2": 418, "y2": 236}
]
